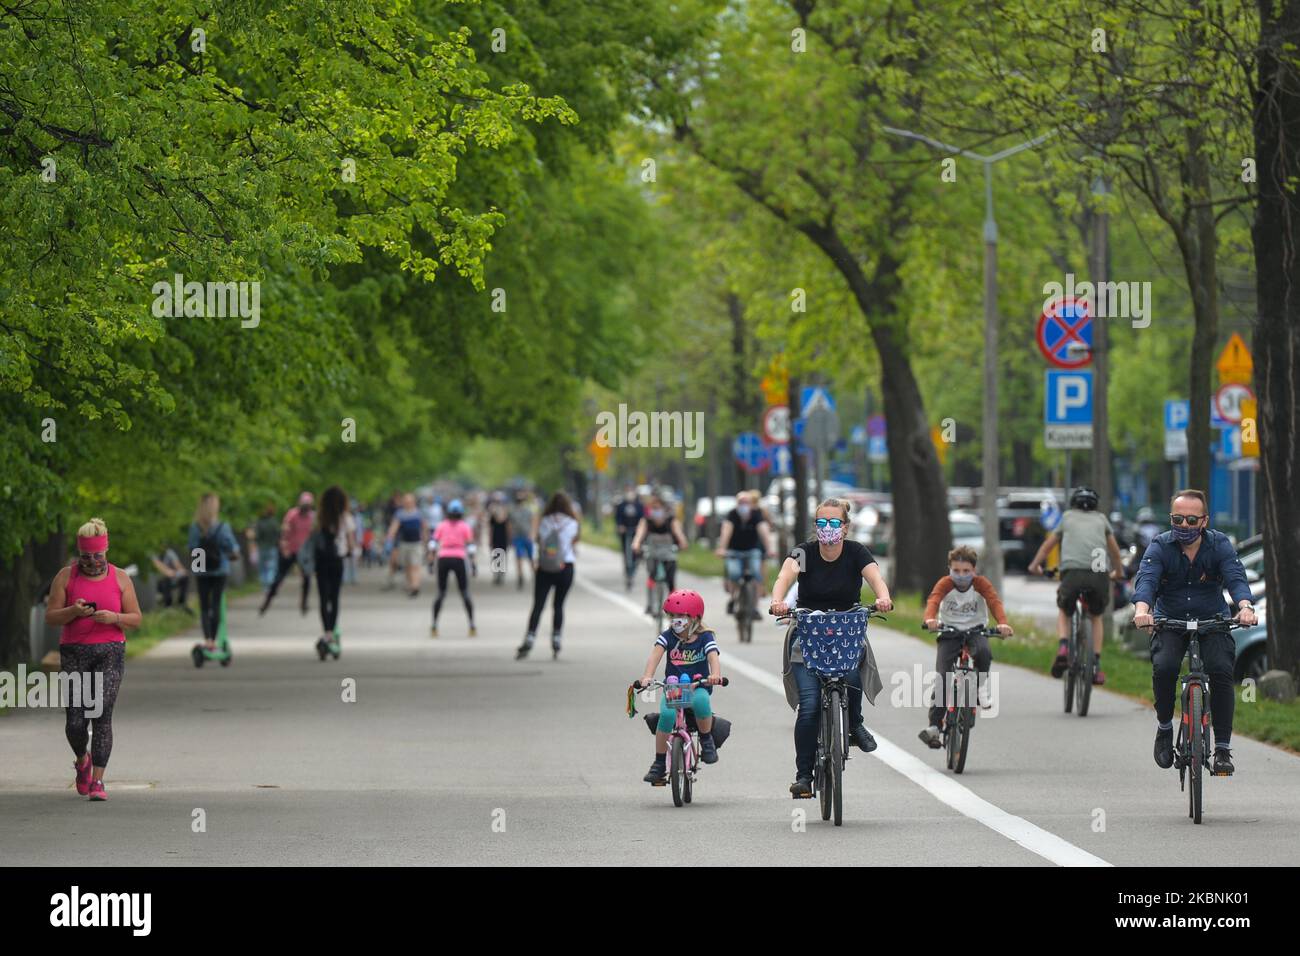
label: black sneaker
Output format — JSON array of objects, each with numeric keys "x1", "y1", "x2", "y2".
[
  {"x1": 1050, "y1": 641, "x2": 1069, "y2": 678},
  {"x1": 698, "y1": 733, "x2": 718, "y2": 764},
  {"x1": 726, "y1": 598, "x2": 735, "y2": 615},
  {"x1": 1213, "y1": 748, "x2": 1234, "y2": 776},
  {"x1": 644, "y1": 760, "x2": 667, "y2": 785},
  {"x1": 918, "y1": 726, "x2": 942, "y2": 749},
  {"x1": 1154, "y1": 727, "x2": 1174, "y2": 769},
  {"x1": 789, "y1": 775, "x2": 813, "y2": 798},
  {"x1": 851, "y1": 724, "x2": 878, "y2": 753}
]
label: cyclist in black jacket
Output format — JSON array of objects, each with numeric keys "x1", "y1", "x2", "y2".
[{"x1": 1132, "y1": 490, "x2": 1257, "y2": 775}]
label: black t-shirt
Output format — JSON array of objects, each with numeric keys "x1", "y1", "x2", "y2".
[
  {"x1": 791, "y1": 539, "x2": 875, "y2": 611},
  {"x1": 725, "y1": 509, "x2": 763, "y2": 551}
]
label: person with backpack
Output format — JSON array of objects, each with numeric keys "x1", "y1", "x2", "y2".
[
  {"x1": 187, "y1": 493, "x2": 241, "y2": 652},
  {"x1": 430, "y1": 499, "x2": 477, "y2": 638},
  {"x1": 313, "y1": 486, "x2": 357, "y2": 654},
  {"x1": 516, "y1": 492, "x2": 581, "y2": 660}
]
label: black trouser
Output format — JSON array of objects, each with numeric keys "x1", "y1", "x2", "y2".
[
  {"x1": 646, "y1": 559, "x2": 676, "y2": 604},
  {"x1": 196, "y1": 575, "x2": 226, "y2": 642},
  {"x1": 316, "y1": 550, "x2": 344, "y2": 634},
  {"x1": 527, "y1": 564, "x2": 574, "y2": 638},
  {"x1": 928, "y1": 634, "x2": 992, "y2": 728},
  {"x1": 61, "y1": 641, "x2": 125, "y2": 768},
  {"x1": 262, "y1": 550, "x2": 310, "y2": 611},
  {"x1": 158, "y1": 574, "x2": 189, "y2": 607},
  {"x1": 433, "y1": 556, "x2": 474, "y2": 624},
  {"x1": 618, "y1": 531, "x2": 636, "y2": 574},
  {"x1": 1150, "y1": 628, "x2": 1236, "y2": 747}
]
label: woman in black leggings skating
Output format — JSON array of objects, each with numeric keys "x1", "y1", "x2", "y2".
[
  {"x1": 516, "y1": 492, "x2": 581, "y2": 660},
  {"x1": 314, "y1": 486, "x2": 357, "y2": 654}
]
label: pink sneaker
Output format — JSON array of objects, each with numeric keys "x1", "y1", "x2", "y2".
[
  {"x1": 88, "y1": 779, "x2": 107, "y2": 801},
  {"x1": 74, "y1": 755, "x2": 92, "y2": 795},
  {"x1": 1092, "y1": 669, "x2": 1106, "y2": 686}
]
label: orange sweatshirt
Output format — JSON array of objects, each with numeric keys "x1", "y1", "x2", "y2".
[{"x1": 923, "y1": 575, "x2": 1009, "y2": 628}]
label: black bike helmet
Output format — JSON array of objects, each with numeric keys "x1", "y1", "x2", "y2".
[{"x1": 1069, "y1": 486, "x2": 1099, "y2": 511}]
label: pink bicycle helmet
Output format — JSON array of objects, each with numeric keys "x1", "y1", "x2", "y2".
[{"x1": 663, "y1": 589, "x2": 705, "y2": 618}]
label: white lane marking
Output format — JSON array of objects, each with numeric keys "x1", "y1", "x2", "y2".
[{"x1": 576, "y1": 573, "x2": 1111, "y2": 868}]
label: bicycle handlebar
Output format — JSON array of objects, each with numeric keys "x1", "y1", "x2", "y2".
[
  {"x1": 632, "y1": 677, "x2": 729, "y2": 691},
  {"x1": 1149, "y1": 616, "x2": 1244, "y2": 632},
  {"x1": 768, "y1": 602, "x2": 883, "y2": 622},
  {"x1": 920, "y1": 623, "x2": 1006, "y2": 639}
]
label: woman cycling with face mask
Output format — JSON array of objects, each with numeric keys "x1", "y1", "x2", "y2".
[
  {"x1": 769, "y1": 498, "x2": 894, "y2": 799},
  {"x1": 714, "y1": 490, "x2": 776, "y2": 616},
  {"x1": 630, "y1": 494, "x2": 689, "y2": 616}
]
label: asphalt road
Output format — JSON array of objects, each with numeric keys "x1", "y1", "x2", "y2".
[{"x1": 2, "y1": 546, "x2": 1297, "y2": 866}]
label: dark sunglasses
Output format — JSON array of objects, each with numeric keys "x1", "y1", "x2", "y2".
[
  {"x1": 1169, "y1": 514, "x2": 1206, "y2": 526},
  {"x1": 814, "y1": 518, "x2": 844, "y2": 529}
]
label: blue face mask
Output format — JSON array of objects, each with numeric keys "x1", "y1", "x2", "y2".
[
  {"x1": 1171, "y1": 522, "x2": 1202, "y2": 544},
  {"x1": 950, "y1": 571, "x2": 974, "y2": 589}
]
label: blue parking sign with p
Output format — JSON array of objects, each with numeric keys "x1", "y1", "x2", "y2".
[
  {"x1": 1165, "y1": 399, "x2": 1189, "y2": 432},
  {"x1": 1045, "y1": 370, "x2": 1093, "y2": 425}
]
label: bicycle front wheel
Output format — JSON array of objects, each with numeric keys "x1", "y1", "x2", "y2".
[
  {"x1": 954, "y1": 709, "x2": 972, "y2": 774},
  {"x1": 670, "y1": 736, "x2": 685, "y2": 808},
  {"x1": 1188, "y1": 684, "x2": 1204, "y2": 824},
  {"x1": 1063, "y1": 624, "x2": 1078, "y2": 714},
  {"x1": 817, "y1": 696, "x2": 832, "y2": 821},
  {"x1": 830, "y1": 688, "x2": 844, "y2": 826},
  {"x1": 1077, "y1": 642, "x2": 1094, "y2": 717}
]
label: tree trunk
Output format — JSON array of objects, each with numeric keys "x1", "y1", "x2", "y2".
[
  {"x1": 1252, "y1": 0, "x2": 1300, "y2": 679},
  {"x1": 788, "y1": 373, "x2": 809, "y2": 546},
  {"x1": 0, "y1": 531, "x2": 65, "y2": 669},
  {"x1": 800, "y1": 225, "x2": 951, "y2": 594},
  {"x1": 728, "y1": 291, "x2": 754, "y2": 491},
  {"x1": 1183, "y1": 130, "x2": 1222, "y2": 494}
]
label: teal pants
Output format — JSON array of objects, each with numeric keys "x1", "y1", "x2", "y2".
[{"x1": 657, "y1": 686, "x2": 712, "y2": 733}]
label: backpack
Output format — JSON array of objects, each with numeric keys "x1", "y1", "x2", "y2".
[
  {"x1": 197, "y1": 522, "x2": 226, "y2": 572},
  {"x1": 539, "y1": 517, "x2": 566, "y2": 573}
]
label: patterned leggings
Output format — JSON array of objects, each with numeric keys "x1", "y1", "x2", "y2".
[{"x1": 60, "y1": 642, "x2": 126, "y2": 768}]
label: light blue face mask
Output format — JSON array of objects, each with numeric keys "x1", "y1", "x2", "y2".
[
  {"x1": 670, "y1": 617, "x2": 689, "y2": 634},
  {"x1": 950, "y1": 571, "x2": 974, "y2": 589}
]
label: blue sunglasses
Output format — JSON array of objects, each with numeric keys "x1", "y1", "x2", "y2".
[{"x1": 814, "y1": 518, "x2": 844, "y2": 529}]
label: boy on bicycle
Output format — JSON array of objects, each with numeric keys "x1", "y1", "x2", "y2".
[
  {"x1": 919, "y1": 546, "x2": 1013, "y2": 748},
  {"x1": 636, "y1": 590, "x2": 722, "y2": 784}
]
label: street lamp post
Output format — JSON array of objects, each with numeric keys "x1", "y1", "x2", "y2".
[{"x1": 881, "y1": 127, "x2": 1055, "y2": 593}]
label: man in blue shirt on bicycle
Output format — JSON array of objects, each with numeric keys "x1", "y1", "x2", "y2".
[{"x1": 1132, "y1": 490, "x2": 1257, "y2": 776}]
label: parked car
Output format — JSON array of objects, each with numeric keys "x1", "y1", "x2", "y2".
[
  {"x1": 692, "y1": 495, "x2": 737, "y2": 543},
  {"x1": 947, "y1": 510, "x2": 986, "y2": 561},
  {"x1": 1234, "y1": 602, "x2": 1269, "y2": 684},
  {"x1": 996, "y1": 489, "x2": 1054, "y2": 572}
]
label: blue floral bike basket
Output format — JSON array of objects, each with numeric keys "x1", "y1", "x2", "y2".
[{"x1": 797, "y1": 610, "x2": 868, "y2": 677}]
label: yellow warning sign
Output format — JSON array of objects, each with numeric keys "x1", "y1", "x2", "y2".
[
  {"x1": 589, "y1": 436, "x2": 610, "y2": 472},
  {"x1": 1240, "y1": 398, "x2": 1259, "y2": 457},
  {"x1": 930, "y1": 425, "x2": 948, "y2": 466},
  {"x1": 1216, "y1": 333, "x2": 1253, "y2": 385}
]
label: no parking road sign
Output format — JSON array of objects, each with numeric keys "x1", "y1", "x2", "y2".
[
  {"x1": 732, "y1": 432, "x2": 770, "y2": 473},
  {"x1": 1037, "y1": 297, "x2": 1093, "y2": 369}
]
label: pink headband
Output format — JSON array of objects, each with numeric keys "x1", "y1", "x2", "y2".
[{"x1": 77, "y1": 534, "x2": 109, "y2": 553}]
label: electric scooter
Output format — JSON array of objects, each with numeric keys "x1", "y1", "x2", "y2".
[{"x1": 191, "y1": 592, "x2": 232, "y2": 667}]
